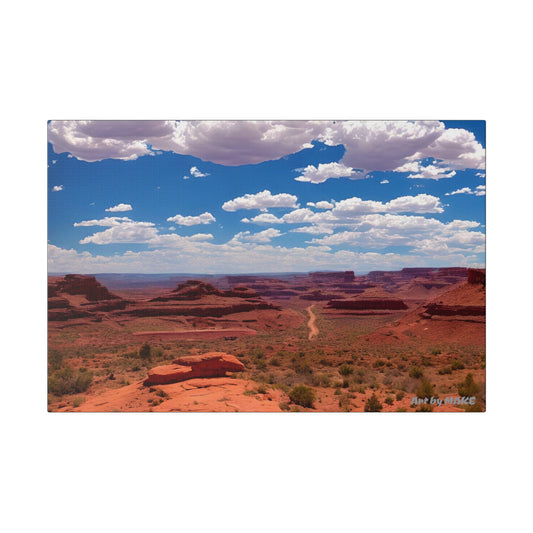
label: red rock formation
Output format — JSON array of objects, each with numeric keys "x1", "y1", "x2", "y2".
[
  {"x1": 326, "y1": 298, "x2": 408, "y2": 310},
  {"x1": 48, "y1": 297, "x2": 71, "y2": 309},
  {"x1": 48, "y1": 308, "x2": 93, "y2": 321},
  {"x1": 423, "y1": 304, "x2": 485, "y2": 317},
  {"x1": 310, "y1": 271, "x2": 355, "y2": 283},
  {"x1": 300, "y1": 290, "x2": 339, "y2": 301},
  {"x1": 124, "y1": 301, "x2": 276, "y2": 318},
  {"x1": 143, "y1": 352, "x2": 245, "y2": 386},
  {"x1": 54, "y1": 274, "x2": 120, "y2": 301},
  {"x1": 152, "y1": 280, "x2": 224, "y2": 301},
  {"x1": 467, "y1": 268, "x2": 486, "y2": 286}
]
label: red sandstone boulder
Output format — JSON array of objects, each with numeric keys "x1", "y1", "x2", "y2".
[
  {"x1": 143, "y1": 352, "x2": 245, "y2": 386},
  {"x1": 173, "y1": 353, "x2": 245, "y2": 372}
]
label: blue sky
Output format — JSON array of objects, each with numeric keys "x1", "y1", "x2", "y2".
[{"x1": 48, "y1": 120, "x2": 485, "y2": 274}]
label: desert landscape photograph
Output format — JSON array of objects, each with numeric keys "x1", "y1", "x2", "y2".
[{"x1": 47, "y1": 120, "x2": 486, "y2": 412}]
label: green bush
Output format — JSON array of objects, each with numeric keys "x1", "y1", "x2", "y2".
[
  {"x1": 409, "y1": 366, "x2": 423, "y2": 379},
  {"x1": 416, "y1": 379, "x2": 435, "y2": 399},
  {"x1": 48, "y1": 350, "x2": 63, "y2": 370},
  {"x1": 364, "y1": 393, "x2": 383, "y2": 412},
  {"x1": 339, "y1": 363, "x2": 354, "y2": 376},
  {"x1": 72, "y1": 396, "x2": 85, "y2": 408},
  {"x1": 48, "y1": 367, "x2": 93, "y2": 396},
  {"x1": 139, "y1": 342, "x2": 151, "y2": 361},
  {"x1": 395, "y1": 391, "x2": 405, "y2": 401},
  {"x1": 438, "y1": 366, "x2": 453, "y2": 375},
  {"x1": 288, "y1": 385, "x2": 316, "y2": 408},
  {"x1": 451, "y1": 359, "x2": 465, "y2": 370},
  {"x1": 457, "y1": 373, "x2": 480, "y2": 397}
]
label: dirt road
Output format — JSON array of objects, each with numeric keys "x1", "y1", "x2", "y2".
[{"x1": 306, "y1": 305, "x2": 319, "y2": 340}]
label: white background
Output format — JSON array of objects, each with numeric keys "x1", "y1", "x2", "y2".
[{"x1": 2, "y1": 1, "x2": 531, "y2": 532}]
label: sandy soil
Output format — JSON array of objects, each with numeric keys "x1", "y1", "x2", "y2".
[
  {"x1": 132, "y1": 327, "x2": 257, "y2": 340},
  {"x1": 307, "y1": 305, "x2": 319, "y2": 340}
]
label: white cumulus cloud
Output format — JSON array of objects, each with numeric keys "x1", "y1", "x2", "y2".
[
  {"x1": 105, "y1": 203, "x2": 133, "y2": 212},
  {"x1": 294, "y1": 162, "x2": 363, "y2": 184},
  {"x1": 166, "y1": 212, "x2": 216, "y2": 226},
  {"x1": 232, "y1": 228, "x2": 283, "y2": 243},
  {"x1": 52, "y1": 185, "x2": 63, "y2": 192},
  {"x1": 445, "y1": 185, "x2": 486, "y2": 197},
  {"x1": 222, "y1": 190, "x2": 299, "y2": 212},
  {"x1": 184, "y1": 166, "x2": 210, "y2": 179},
  {"x1": 48, "y1": 120, "x2": 485, "y2": 173}
]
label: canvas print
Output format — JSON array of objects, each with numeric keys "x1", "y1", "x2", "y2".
[{"x1": 47, "y1": 120, "x2": 486, "y2": 412}]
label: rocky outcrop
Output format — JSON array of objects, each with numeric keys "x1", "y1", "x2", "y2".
[
  {"x1": 310, "y1": 271, "x2": 355, "y2": 283},
  {"x1": 152, "y1": 280, "x2": 261, "y2": 302},
  {"x1": 48, "y1": 296, "x2": 71, "y2": 309},
  {"x1": 143, "y1": 352, "x2": 245, "y2": 386},
  {"x1": 300, "y1": 290, "x2": 339, "y2": 301},
  {"x1": 422, "y1": 304, "x2": 485, "y2": 317},
  {"x1": 151, "y1": 280, "x2": 223, "y2": 302},
  {"x1": 123, "y1": 301, "x2": 277, "y2": 318},
  {"x1": 468, "y1": 268, "x2": 486, "y2": 286},
  {"x1": 326, "y1": 298, "x2": 408, "y2": 310},
  {"x1": 48, "y1": 308, "x2": 93, "y2": 321},
  {"x1": 53, "y1": 274, "x2": 120, "y2": 301}
]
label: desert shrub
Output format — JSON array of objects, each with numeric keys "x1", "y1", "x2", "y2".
[
  {"x1": 384, "y1": 396, "x2": 394, "y2": 406},
  {"x1": 338, "y1": 393, "x2": 352, "y2": 411},
  {"x1": 339, "y1": 363, "x2": 354, "y2": 376},
  {"x1": 72, "y1": 396, "x2": 85, "y2": 408},
  {"x1": 255, "y1": 360, "x2": 267, "y2": 370},
  {"x1": 48, "y1": 350, "x2": 63, "y2": 370},
  {"x1": 289, "y1": 385, "x2": 316, "y2": 408},
  {"x1": 256, "y1": 384, "x2": 268, "y2": 394},
  {"x1": 451, "y1": 359, "x2": 465, "y2": 370},
  {"x1": 457, "y1": 373, "x2": 480, "y2": 397},
  {"x1": 431, "y1": 348, "x2": 442, "y2": 355},
  {"x1": 373, "y1": 359, "x2": 386, "y2": 368},
  {"x1": 463, "y1": 403, "x2": 484, "y2": 412},
  {"x1": 409, "y1": 366, "x2": 424, "y2": 379},
  {"x1": 48, "y1": 367, "x2": 93, "y2": 396},
  {"x1": 416, "y1": 379, "x2": 435, "y2": 399},
  {"x1": 279, "y1": 402, "x2": 291, "y2": 411},
  {"x1": 311, "y1": 373, "x2": 331, "y2": 388},
  {"x1": 395, "y1": 407, "x2": 408, "y2": 412},
  {"x1": 139, "y1": 342, "x2": 151, "y2": 361},
  {"x1": 269, "y1": 357, "x2": 281, "y2": 367},
  {"x1": 156, "y1": 389, "x2": 169, "y2": 398},
  {"x1": 364, "y1": 393, "x2": 383, "y2": 412},
  {"x1": 438, "y1": 366, "x2": 453, "y2": 375},
  {"x1": 292, "y1": 360, "x2": 312, "y2": 375},
  {"x1": 416, "y1": 404, "x2": 433, "y2": 412},
  {"x1": 395, "y1": 391, "x2": 405, "y2": 401},
  {"x1": 131, "y1": 365, "x2": 141, "y2": 372}
]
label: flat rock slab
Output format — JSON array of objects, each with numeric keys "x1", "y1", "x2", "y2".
[{"x1": 144, "y1": 352, "x2": 244, "y2": 386}]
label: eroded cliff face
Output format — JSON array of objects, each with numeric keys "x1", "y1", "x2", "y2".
[
  {"x1": 53, "y1": 274, "x2": 121, "y2": 301},
  {"x1": 326, "y1": 298, "x2": 408, "y2": 310}
]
